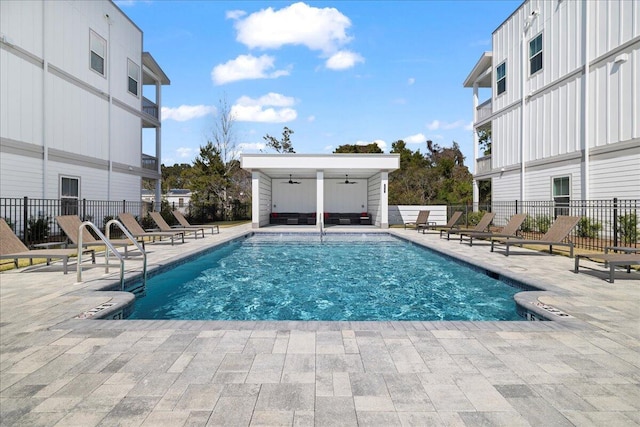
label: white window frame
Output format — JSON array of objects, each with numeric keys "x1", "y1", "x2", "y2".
[
  {"x1": 496, "y1": 61, "x2": 506, "y2": 95},
  {"x1": 90, "y1": 30, "x2": 106, "y2": 77},
  {"x1": 60, "y1": 176, "x2": 81, "y2": 216},
  {"x1": 127, "y1": 59, "x2": 140, "y2": 97},
  {"x1": 552, "y1": 175, "x2": 570, "y2": 217},
  {"x1": 529, "y1": 33, "x2": 543, "y2": 76}
]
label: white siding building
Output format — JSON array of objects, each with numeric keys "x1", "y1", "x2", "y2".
[
  {"x1": 0, "y1": 0, "x2": 169, "y2": 210},
  {"x1": 464, "y1": 0, "x2": 640, "y2": 204}
]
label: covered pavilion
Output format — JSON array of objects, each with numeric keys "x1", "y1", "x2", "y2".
[{"x1": 240, "y1": 154, "x2": 400, "y2": 229}]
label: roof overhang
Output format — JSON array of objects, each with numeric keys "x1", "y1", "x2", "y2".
[
  {"x1": 142, "y1": 52, "x2": 170, "y2": 85},
  {"x1": 241, "y1": 153, "x2": 400, "y2": 180},
  {"x1": 463, "y1": 52, "x2": 493, "y2": 88}
]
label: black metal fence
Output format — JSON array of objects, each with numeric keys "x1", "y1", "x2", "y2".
[
  {"x1": 0, "y1": 197, "x2": 252, "y2": 247},
  {"x1": 448, "y1": 198, "x2": 638, "y2": 252}
]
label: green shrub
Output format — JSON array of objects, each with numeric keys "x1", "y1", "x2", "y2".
[
  {"x1": 26, "y1": 215, "x2": 51, "y2": 242},
  {"x1": 576, "y1": 217, "x2": 602, "y2": 239},
  {"x1": 520, "y1": 214, "x2": 535, "y2": 232},
  {"x1": 535, "y1": 215, "x2": 551, "y2": 234},
  {"x1": 617, "y1": 213, "x2": 638, "y2": 245},
  {"x1": 466, "y1": 211, "x2": 486, "y2": 227}
]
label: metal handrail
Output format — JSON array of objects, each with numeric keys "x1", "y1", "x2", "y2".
[
  {"x1": 106, "y1": 219, "x2": 147, "y2": 290},
  {"x1": 76, "y1": 220, "x2": 125, "y2": 288}
]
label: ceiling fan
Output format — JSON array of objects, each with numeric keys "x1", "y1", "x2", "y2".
[
  {"x1": 283, "y1": 174, "x2": 301, "y2": 184},
  {"x1": 339, "y1": 174, "x2": 358, "y2": 184}
]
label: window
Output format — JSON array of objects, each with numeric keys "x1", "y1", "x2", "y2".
[
  {"x1": 553, "y1": 176, "x2": 570, "y2": 217},
  {"x1": 496, "y1": 62, "x2": 506, "y2": 95},
  {"x1": 90, "y1": 31, "x2": 106, "y2": 76},
  {"x1": 178, "y1": 198, "x2": 184, "y2": 208},
  {"x1": 127, "y1": 59, "x2": 140, "y2": 96},
  {"x1": 60, "y1": 176, "x2": 80, "y2": 215},
  {"x1": 529, "y1": 33, "x2": 543, "y2": 75}
]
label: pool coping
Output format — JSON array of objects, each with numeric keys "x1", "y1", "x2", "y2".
[{"x1": 56, "y1": 227, "x2": 595, "y2": 332}]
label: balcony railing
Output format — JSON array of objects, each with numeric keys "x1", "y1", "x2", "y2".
[
  {"x1": 142, "y1": 154, "x2": 157, "y2": 171},
  {"x1": 142, "y1": 97, "x2": 158, "y2": 119},
  {"x1": 476, "y1": 155, "x2": 492, "y2": 175},
  {"x1": 476, "y1": 98, "x2": 492, "y2": 123}
]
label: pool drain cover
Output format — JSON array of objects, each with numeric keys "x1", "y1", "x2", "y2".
[
  {"x1": 75, "y1": 302, "x2": 116, "y2": 319},
  {"x1": 533, "y1": 302, "x2": 573, "y2": 318}
]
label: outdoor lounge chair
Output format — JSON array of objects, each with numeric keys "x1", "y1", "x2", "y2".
[
  {"x1": 55, "y1": 215, "x2": 141, "y2": 258},
  {"x1": 149, "y1": 212, "x2": 205, "y2": 239},
  {"x1": 118, "y1": 213, "x2": 185, "y2": 245},
  {"x1": 421, "y1": 211, "x2": 463, "y2": 234},
  {"x1": 0, "y1": 218, "x2": 95, "y2": 274},
  {"x1": 441, "y1": 212, "x2": 496, "y2": 240},
  {"x1": 491, "y1": 215, "x2": 581, "y2": 257},
  {"x1": 404, "y1": 210, "x2": 432, "y2": 230},
  {"x1": 460, "y1": 213, "x2": 527, "y2": 246},
  {"x1": 574, "y1": 247, "x2": 639, "y2": 283},
  {"x1": 172, "y1": 210, "x2": 219, "y2": 235}
]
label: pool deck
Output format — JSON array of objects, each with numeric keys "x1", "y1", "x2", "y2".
[{"x1": 1, "y1": 224, "x2": 639, "y2": 426}]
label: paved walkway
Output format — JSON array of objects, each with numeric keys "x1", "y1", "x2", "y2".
[{"x1": 1, "y1": 224, "x2": 639, "y2": 426}]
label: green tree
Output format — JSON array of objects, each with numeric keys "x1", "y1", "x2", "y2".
[
  {"x1": 187, "y1": 95, "x2": 250, "y2": 220},
  {"x1": 389, "y1": 139, "x2": 472, "y2": 205},
  {"x1": 477, "y1": 128, "x2": 491, "y2": 156},
  {"x1": 263, "y1": 126, "x2": 295, "y2": 153},
  {"x1": 161, "y1": 163, "x2": 192, "y2": 193},
  {"x1": 333, "y1": 143, "x2": 383, "y2": 153}
]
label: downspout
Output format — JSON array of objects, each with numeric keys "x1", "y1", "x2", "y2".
[
  {"x1": 472, "y1": 82, "x2": 479, "y2": 211},
  {"x1": 42, "y1": 0, "x2": 48, "y2": 198},
  {"x1": 582, "y1": 0, "x2": 590, "y2": 200},
  {"x1": 106, "y1": 13, "x2": 112, "y2": 200},
  {"x1": 520, "y1": 9, "x2": 539, "y2": 202}
]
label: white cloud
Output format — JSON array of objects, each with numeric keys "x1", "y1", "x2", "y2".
[
  {"x1": 237, "y1": 142, "x2": 266, "y2": 153},
  {"x1": 233, "y1": 2, "x2": 363, "y2": 69},
  {"x1": 307, "y1": 115, "x2": 316, "y2": 122},
  {"x1": 408, "y1": 77, "x2": 415, "y2": 85},
  {"x1": 235, "y1": 2, "x2": 352, "y2": 53},
  {"x1": 212, "y1": 54, "x2": 290, "y2": 85},
  {"x1": 426, "y1": 119, "x2": 468, "y2": 131},
  {"x1": 404, "y1": 133, "x2": 426, "y2": 144},
  {"x1": 324, "y1": 145, "x2": 334, "y2": 151},
  {"x1": 325, "y1": 50, "x2": 364, "y2": 70},
  {"x1": 226, "y1": 9, "x2": 246, "y2": 20},
  {"x1": 231, "y1": 93, "x2": 297, "y2": 123},
  {"x1": 176, "y1": 147, "x2": 193, "y2": 158},
  {"x1": 161, "y1": 105, "x2": 215, "y2": 122}
]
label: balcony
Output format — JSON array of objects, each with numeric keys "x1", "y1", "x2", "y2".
[
  {"x1": 476, "y1": 99, "x2": 492, "y2": 123},
  {"x1": 142, "y1": 154, "x2": 157, "y2": 171},
  {"x1": 142, "y1": 97, "x2": 158, "y2": 119},
  {"x1": 475, "y1": 155, "x2": 492, "y2": 175}
]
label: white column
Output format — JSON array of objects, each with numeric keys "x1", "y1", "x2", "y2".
[
  {"x1": 252, "y1": 171, "x2": 261, "y2": 228},
  {"x1": 154, "y1": 81, "x2": 162, "y2": 211},
  {"x1": 316, "y1": 170, "x2": 324, "y2": 229},
  {"x1": 380, "y1": 171, "x2": 389, "y2": 229},
  {"x1": 472, "y1": 83, "x2": 479, "y2": 211}
]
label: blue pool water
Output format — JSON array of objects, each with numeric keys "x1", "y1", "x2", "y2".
[{"x1": 128, "y1": 233, "x2": 524, "y2": 321}]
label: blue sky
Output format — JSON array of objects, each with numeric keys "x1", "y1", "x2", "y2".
[{"x1": 118, "y1": 1, "x2": 522, "y2": 166}]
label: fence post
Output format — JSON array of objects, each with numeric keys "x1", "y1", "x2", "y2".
[
  {"x1": 122, "y1": 200, "x2": 126, "y2": 215},
  {"x1": 515, "y1": 199, "x2": 518, "y2": 214},
  {"x1": 613, "y1": 197, "x2": 618, "y2": 248},
  {"x1": 22, "y1": 196, "x2": 28, "y2": 244},
  {"x1": 82, "y1": 198, "x2": 87, "y2": 220}
]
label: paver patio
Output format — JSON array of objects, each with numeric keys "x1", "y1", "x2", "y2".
[{"x1": 1, "y1": 224, "x2": 638, "y2": 426}]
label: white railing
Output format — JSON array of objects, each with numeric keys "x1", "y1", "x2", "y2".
[
  {"x1": 476, "y1": 155, "x2": 492, "y2": 175},
  {"x1": 476, "y1": 99, "x2": 492, "y2": 123}
]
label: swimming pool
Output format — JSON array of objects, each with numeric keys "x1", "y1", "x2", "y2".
[{"x1": 127, "y1": 233, "x2": 525, "y2": 321}]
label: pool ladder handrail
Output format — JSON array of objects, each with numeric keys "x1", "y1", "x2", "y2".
[
  {"x1": 106, "y1": 219, "x2": 147, "y2": 290},
  {"x1": 75, "y1": 220, "x2": 146, "y2": 291}
]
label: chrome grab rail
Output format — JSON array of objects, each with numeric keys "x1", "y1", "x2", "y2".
[
  {"x1": 76, "y1": 220, "x2": 125, "y2": 288},
  {"x1": 106, "y1": 219, "x2": 147, "y2": 290}
]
